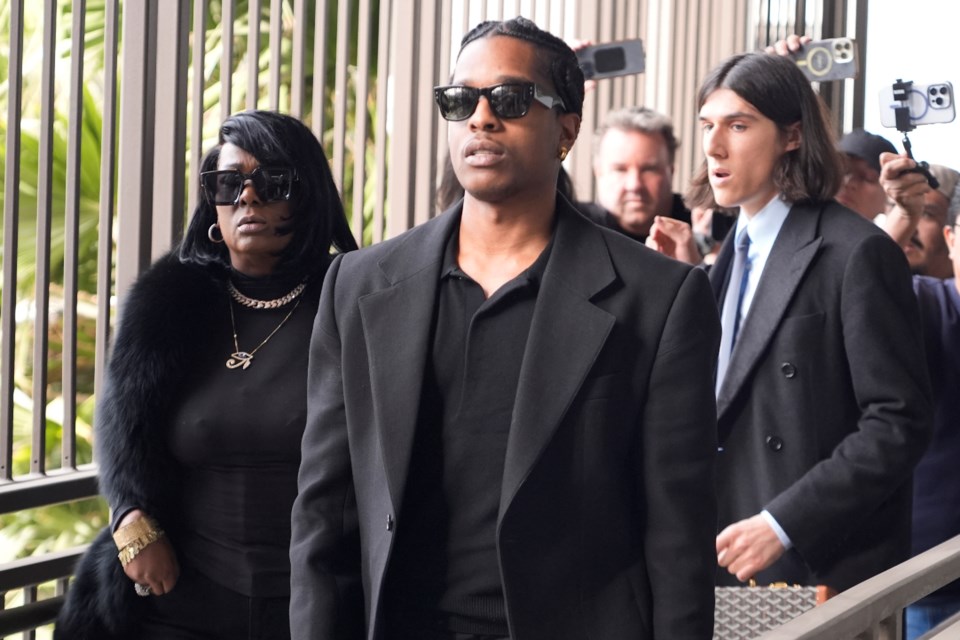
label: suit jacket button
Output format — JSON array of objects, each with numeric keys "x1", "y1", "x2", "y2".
[
  {"x1": 766, "y1": 436, "x2": 784, "y2": 452},
  {"x1": 780, "y1": 362, "x2": 797, "y2": 378},
  {"x1": 386, "y1": 514, "x2": 395, "y2": 532}
]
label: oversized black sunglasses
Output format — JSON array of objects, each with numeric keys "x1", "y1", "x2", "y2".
[
  {"x1": 433, "y1": 82, "x2": 566, "y2": 122},
  {"x1": 200, "y1": 166, "x2": 299, "y2": 206}
]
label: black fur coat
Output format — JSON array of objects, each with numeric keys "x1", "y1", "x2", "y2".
[{"x1": 56, "y1": 254, "x2": 229, "y2": 639}]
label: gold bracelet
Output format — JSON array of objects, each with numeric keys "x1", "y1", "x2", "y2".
[
  {"x1": 117, "y1": 527, "x2": 165, "y2": 567},
  {"x1": 113, "y1": 516, "x2": 160, "y2": 550}
]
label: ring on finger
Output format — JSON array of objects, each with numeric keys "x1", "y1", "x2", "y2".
[{"x1": 134, "y1": 583, "x2": 152, "y2": 597}]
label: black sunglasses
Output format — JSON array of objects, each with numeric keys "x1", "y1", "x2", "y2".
[
  {"x1": 200, "y1": 166, "x2": 299, "y2": 206},
  {"x1": 433, "y1": 82, "x2": 566, "y2": 122}
]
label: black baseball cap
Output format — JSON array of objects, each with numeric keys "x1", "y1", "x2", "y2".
[{"x1": 838, "y1": 129, "x2": 898, "y2": 174}]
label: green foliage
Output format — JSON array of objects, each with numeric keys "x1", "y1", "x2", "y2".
[{"x1": 0, "y1": 392, "x2": 106, "y2": 563}]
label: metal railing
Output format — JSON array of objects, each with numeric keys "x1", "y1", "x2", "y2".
[{"x1": 759, "y1": 534, "x2": 960, "y2": 639}]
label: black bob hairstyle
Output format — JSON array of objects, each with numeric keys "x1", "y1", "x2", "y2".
[
  {"x1": 687, "y1": 52, "x2": 844, "y2": 210},
  {"x1": 459, "y1": 16, "x2": 585, "y2": 120},
  {"x1": 179, "y1": 110, "x2": 357, "y2": 278}
]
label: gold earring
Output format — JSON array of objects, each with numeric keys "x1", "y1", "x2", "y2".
[{"x1": 558, "y1": 146, "x2": 569, "y2": 161}]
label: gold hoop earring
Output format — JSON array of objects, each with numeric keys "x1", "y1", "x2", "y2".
[
  {"x1": 558, "y1": 146, "x2": 569, "y2": 161},
  {"x1": 208, "y1": 223, "x2": 225, "y2": 244}
]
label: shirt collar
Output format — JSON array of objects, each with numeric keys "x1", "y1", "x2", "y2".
[
  {"x1": 440, "y1": 221, "x2": 554, "y2": 287},
  {"x1": 734, "y1": 195, "x2": 793, "y2": 255}
]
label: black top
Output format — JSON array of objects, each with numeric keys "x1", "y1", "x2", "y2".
[
  {"x1": 384, "y1": 225, "x2": 553, "y2": 634},
  {"x1": 578, "y1": 193, "x2": 692, "y2": 243},
  {"x1": 167, "y1": 271, "x2": 319, "y2": 598}
]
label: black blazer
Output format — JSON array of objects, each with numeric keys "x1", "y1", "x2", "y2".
[
  {"x1": 290, "y1": 198, "x2": 721, "y2": 639},
  {"x1": 711, "y1": 200, "x2": 933, "y2": 591}
]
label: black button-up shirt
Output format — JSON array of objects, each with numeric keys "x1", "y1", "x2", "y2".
[{"x1": 385, "y1": 222, "x2": 553, "y2": 634}]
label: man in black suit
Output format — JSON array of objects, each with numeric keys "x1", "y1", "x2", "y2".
[
  {"x1": 290, "y1": 16, "x2": 720, "y2": 640},
  {"x1": 688, "y1": 52, "x2": 933, "y2": 592}
]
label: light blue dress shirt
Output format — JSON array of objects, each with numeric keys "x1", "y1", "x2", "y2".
[{"x1": 729, "y1": 195, "x2": 795, "y2": 550}]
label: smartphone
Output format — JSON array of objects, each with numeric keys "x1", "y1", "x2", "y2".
[
  {"x1": 790, "y1": 37, "x2": 858, "y2": 82},
  {"x1": 879, "y1": 81, "x2": 956, "y2": 128},
  {"x1": 576, "y1": 38, "x2": 645, "y2": 80}
]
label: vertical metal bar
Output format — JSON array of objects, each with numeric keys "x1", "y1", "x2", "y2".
[
  {"x1": 221, "y1": 0, "x2": 235, "y2": 123},
  {"x1": 269, "y1": 0, "x2": 282, "y2": 110},
  {"x1": 570, "y1": 0, "x2": 598, "y2": 202},
  {"x1": 412, "y1": 0, "x2": 441, "y2": 226},
  {"x1": 795, "y1": 0, "x2": 807, "y2": 35},
  {"x1": 0, "y1": 0, "x2": 25, "y2": 482},
  {"x1": 31, "y1": 0, "x2": 58, "y2": 477},
  {"x1": 155, "y1": 0, "x2": 191, "y2": 253},
  {"x1": 373, "y1": 0, "x2": 391, "y2": 243},
  {"x1": 610, "y1": 0, "x2": 625, "y2": 108},
  {"x1": 290, "y1": 0, "x2": 307, "y2": 118},
  {"x1": 434, "y1": 0, "x2": 454, "y2": 214},
  {"x1": 622, "y1": 0, "x2": 640, "y2": 105},
  {"x1": 247, "y1": 0, "x2": 261, "y2": 109},
  {"x1": 188, "y1": 0, "x2": 206, "y2": 218},
  {"x1": 594, "y1": 0, "x2": 614, "y2": 113},
  {"x1": 93, "y1": 0, "x2": 120, "y2": 406},
  {"x1": 462, "y1": 0, "x2": 472, "y2": 34},
  {"x1": 115, "y1": 0, "x2": 158, "y2": 300},
  {"x1": 21, "y1": 584, "x2": 36, "y2": 640},
  {"x1": 311, "y1": 0, "x2": 330, "y2": 138},
  {"x1": 61, "y1": 0, "x2": 88, "y2": 472},
  {"x1": 351, "y1": 0, "x2": 373, "y2": 242},
  {"x1": 386, "y1": 1, "x2": 419, "y2": 237},
  {"x1": 332, "y1": 0, "x2": 352, "y2": 193},
  {"x1": 850, "y1": 0, "x2": 868, "y2": 130}
]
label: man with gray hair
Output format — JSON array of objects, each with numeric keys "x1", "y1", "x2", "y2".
[{"x1": 580, "y1": 106, "x2": 693, "y2": 243}]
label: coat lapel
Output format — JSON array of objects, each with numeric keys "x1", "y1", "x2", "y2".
[
  {"x1": 499, "y1": 202, "x2": 618, "y2": 520},
  {"x1": 716, "y1": 202, "x2": 823, "y2": 423},
  {"x1": 358, "y1": 210, "x2": 460, "y2": 514}
]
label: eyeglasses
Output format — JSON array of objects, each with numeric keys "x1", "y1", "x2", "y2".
[
  {"x1": 200, "y1": 166, "x2": 298, "y2": 206},
  {"x1": 433, "y1": 82, "x2": 566, "y2": 122}
]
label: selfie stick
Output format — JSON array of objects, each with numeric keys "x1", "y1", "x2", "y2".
[{"x1": 892, "y1": 79, "x2": 940, "y2": 189}]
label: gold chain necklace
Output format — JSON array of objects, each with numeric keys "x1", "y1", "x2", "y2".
[
  {"x1": 227, "y1": 279, "x2": 307, "y2": 309},
  {"x1": 226, "y1": 297, "x2": 303, "y2": 370}
]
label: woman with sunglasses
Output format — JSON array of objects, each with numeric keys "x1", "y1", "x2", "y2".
[{"x1": 57, "y1": 110, "x2": 357, "y2": 640}]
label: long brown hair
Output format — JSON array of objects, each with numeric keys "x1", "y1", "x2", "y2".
[{"x1": 686, "y1": 52, "x2": 843, "y2": 210}]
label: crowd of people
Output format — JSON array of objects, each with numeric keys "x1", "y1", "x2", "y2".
[{"x1": 53, "y1": 15, "x2": 958, "y2": 640}]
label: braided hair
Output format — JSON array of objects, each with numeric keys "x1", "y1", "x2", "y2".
[{"x1": 459, "y1": 16, "x2": 585, "y2": 119}]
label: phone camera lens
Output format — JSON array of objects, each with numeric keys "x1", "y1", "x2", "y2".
[{"x1": 934, "y1": 97, "x2": 944, "y2": 106}]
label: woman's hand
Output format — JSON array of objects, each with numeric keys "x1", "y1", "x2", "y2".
[{"x1": 118, "y1": 509, "x2": 180, "y2": 596}]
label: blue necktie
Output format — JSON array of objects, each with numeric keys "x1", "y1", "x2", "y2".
[{"x1": 716, "y1": 228, "x2": 751, "y2": 396}]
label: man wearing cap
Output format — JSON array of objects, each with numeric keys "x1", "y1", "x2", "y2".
[
  {"x1": 880, "y1": 157, "x2": 957, "y2": 279},
  {"x1": 879, "y1": 153, "x2": 960, "y2": 639},
  {"x1": 836, "y1": 129, "x2": 898, "y2": 219}
]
